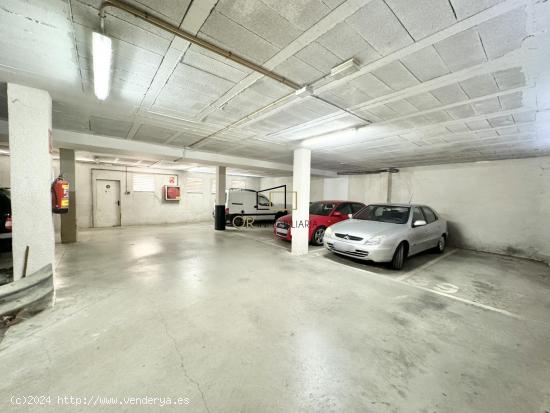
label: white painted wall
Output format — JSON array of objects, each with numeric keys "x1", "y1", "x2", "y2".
[
  {"x1": 390, "y1": 157, "x2": 550, "y2": 263},
  {"x1": 0, "y1": 159, "x2": 260, "y2": 231},
  {"x1": 348, "y1": 173, "x2": 389, "y2": 204},
  {"x1": 260, "y1": 157, "x2": 549, "y2": 264},
  {"x1": 323, "y1": 177, "x2": 349, "y2": 200},
  {"x1": 260, "y1": 175, "x2": 324, "y2": 206},
  {"x1": 75, "y1": 163, "x2": 260, "y2": 228}
]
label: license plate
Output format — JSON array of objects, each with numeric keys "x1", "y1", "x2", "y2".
[
  {"x1": 333, "y1": 241, "x2": 352, "y2": 252},
  {"x1": 276, "y1": 228, "x2": 288, "y2": 236}
]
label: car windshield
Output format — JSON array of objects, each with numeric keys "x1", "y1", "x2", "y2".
[
  {"x1": 309, "y1": 202, "x2": 336, "y2": 216},
  {"x1": 354, "y1": 205, "x2": 410, "y2": 224}
]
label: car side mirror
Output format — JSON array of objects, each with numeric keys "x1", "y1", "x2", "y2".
[
  {"x1": 413, "y1": 219, "x2": 427, "y2": 228},
  {"x1": 332, "y1": 211, "x2": 342, "y2": 217}
]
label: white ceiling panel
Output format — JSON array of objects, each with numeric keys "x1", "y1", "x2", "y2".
[
  {"x1": 260, "y1": 0, "x2": 331, "y2": 31},
  {"x1": 294, "y1": 42, "x2": 342, "y2": 74},
  {"x1": 400, "y1": 46, "x2": 450, "y2": 81},
  {"x1": 384, "y1": 100, "x2": 419, "y2": 115},
  {"x1": 446, "y1": 104, "x2": 476, "y2": 119},
  {"x1": 371, "y1": 61, "x2": 419, "y2": 90},
  {"x1": 477, "y1": 7, "x2": 527, "y2": 59},
  {"x1": 216, "y1": 0, "x2": 303, "y2": 49},
  {"x1": 499, "y1": 92, "x2": 524, "y2": 110},
  {"x1": 449, "y1": 0, "x2": 505, "y2": 20},
  {"x1": 349, "y1": 73, "x2": 394, "y2": 98},
  {"x1": 494, "y1": 67, "x2": 526, "y2": 90},
  {"x1": 459, "y1": 74, "x2": 499, "y2": 98},
  {"x1": 385, "y1": 0, "x2": 457, "y2": 40},
  {"x1": 434, "y1": 28, "x2": 487, "y2": 72},
  {"x1": 317, "y1": 22, "x2": 380, "y2": 65},
  {"x1": 406, "y1": 93, "x2": 442, "y2": 110},
  {"x1": 346, "y1": 0, "x2": 413, "y2": 55},
  {"x1": 273, "y1": 56, "x2": 323, "y2": 85},
  {"x1": 182, "y1": 46, "x2": 250, "y2": 83},
  {"x1": 0, "y1": 0, "x2": 546, "y2": 171},
  {"x1": 431, "y1": 83, "x2": 469, "y2": 104},
  {"x1": 199, "y1": 11, "x2": 279, "y2": 64},
  {"x1": 472, "y1": 97, "x2": 502, "y2": 114}
]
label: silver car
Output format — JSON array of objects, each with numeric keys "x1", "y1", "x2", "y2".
[{"x1": 323, "y1": 204, "x2": 447, "y2": 270}]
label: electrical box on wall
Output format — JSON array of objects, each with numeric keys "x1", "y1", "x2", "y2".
[{"x1": 164, "y1": 185, "x2": 181, "y2": 201}]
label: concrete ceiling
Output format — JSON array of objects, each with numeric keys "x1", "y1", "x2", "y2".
[{"x1": 0, "y1": 0, "x2": 549, "y2": 172}]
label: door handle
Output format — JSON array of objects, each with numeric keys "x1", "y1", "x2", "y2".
[{"x1": 117, "y1": 200, "x2": 120, "y2": 206}]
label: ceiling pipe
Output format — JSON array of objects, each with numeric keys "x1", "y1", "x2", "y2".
[{"x1": 99, "y1": 0, "x2": 301, "y2": 90}]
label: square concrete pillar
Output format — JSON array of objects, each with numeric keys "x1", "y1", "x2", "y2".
[
  {"x1": 7, "y1": 84, "x2": 55, "y2": 280},
  {"x1": 291, "y1": 148, "x2": 311, "y2": 255},
  {"x1": 214, "y1": 166, "x2": 226, "y2": 230},
  {"x1": 60, "y1": 148, "x2": 77, "y2": 243}
]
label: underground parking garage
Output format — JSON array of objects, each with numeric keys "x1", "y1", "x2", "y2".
[{"x1": 0, "y1": 0, "x2": 549, "y2": 411}]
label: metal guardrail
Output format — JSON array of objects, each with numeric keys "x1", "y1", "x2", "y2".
[{"x1": 0, "y1": 264, "x2": 53, "y2": 317}]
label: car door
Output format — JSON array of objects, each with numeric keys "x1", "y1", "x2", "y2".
[
  {"x1": 409, "y1": 207, "x2": 431, "y2": 255},
  {"x1": 332, "y1": 202, "x2": 353, "y2": 224},
  {"x1": 421, "y1": 206, "x2": 440, "y2": 248}
]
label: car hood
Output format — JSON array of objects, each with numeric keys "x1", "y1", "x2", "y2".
[{"x1": 329, "y1": 219, "x2": 406, "y2": 239}]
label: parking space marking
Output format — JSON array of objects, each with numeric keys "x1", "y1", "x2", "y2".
[
  {"x1": 316, "y1": 250, "x2": 522, "y2": 320},
  {"x1": 396, "y1": 249, "x2": 458, "y2": 281},
  {"x1": 403, "y1": 283, "x2": 522, "y2": 319},
  {"x1": 230, "y1": 231, "x2": 288, "y2": 250}
]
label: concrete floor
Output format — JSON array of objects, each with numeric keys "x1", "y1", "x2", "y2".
[{"x1": 1, "y1": 223, "x2": 549, "y2": 412}]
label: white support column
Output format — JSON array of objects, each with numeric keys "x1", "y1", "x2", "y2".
[
  {"x1": 7, "y1": 84, "x2": 55, "y2": 280},
  {"x1": 291, "y1": 148, "x2": 311, "y2": 255},
  {"x1": 214, "y1": 166, "x2": 226, "y2": 230}
]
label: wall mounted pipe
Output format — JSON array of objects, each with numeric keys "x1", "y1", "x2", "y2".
[{"x1": 99, "y1": 0, "x2": 301, "y2": 90}]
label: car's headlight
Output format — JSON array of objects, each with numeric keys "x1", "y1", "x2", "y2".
[
  {"x1": 364, "y1": 236, "x2": 384, "y2": 246},
  {"x1": 325, "y1": 227, "x2": 333, "y2": 238}
]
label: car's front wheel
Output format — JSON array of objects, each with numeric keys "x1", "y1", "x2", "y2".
[
  {"x1": 435, "y1": 235, "x2": 446, "y2": 254},
  {"x1": 391, "y1": 242, "x2": 406, "y2": 270},
  {"x1": 311, "y1": 226, "x2": 326, "y2": 246}
]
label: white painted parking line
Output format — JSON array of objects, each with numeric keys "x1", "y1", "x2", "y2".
[
  {"x1": 403, "y1": 283, "x2": 522, "y2": 319},
  {"x1": 396, "y1": 249, "x2": 458, "y2": 281},
  {"x1": 230, "y1": 231, "x2": 288, "y2": 250},
  {"x1": 317, "y1": 249, "x2": 522, "y2": 319}
]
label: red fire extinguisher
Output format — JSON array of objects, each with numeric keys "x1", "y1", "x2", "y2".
[{"x1": 52, "y1": 175, "x2": 70, "y2": 214}]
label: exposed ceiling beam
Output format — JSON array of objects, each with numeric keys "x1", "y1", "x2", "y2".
[
  {"x1": 193, "y1": 0, "x2": 378, "y2": 122},
  {"x1": 45, "y1": 125, "x2": 337, "y2": 176},
  {"x1": 193, "y1": 0, "x2": 530, "y2": 145},
  {"x1": 125, "y1": 0, "x2": 218, "y2": 140},
  {"x1": 269, "y1": 83, "x2": 532, "y2": 141}
]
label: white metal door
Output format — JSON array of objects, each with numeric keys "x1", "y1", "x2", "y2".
[{"x1": 95, "y1": 179, "x2": 121, "y2": 227}]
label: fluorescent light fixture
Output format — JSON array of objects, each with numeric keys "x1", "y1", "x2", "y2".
[
  {"x1": 301, "y1": 128, "x2": 358, "y2": 148},
  {"x1": 330, "y1": 58, "x2": 359, "y2": 80},
  {"x1": 92, "y1": 32, "x2": 112, "y2": 100},
  {"x1": 295, "y1": 86, "x2": 313, "y2": 98}
]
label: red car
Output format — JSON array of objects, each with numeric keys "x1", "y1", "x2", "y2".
[{"x1": 274, "y1": 200, "x2": 366, "y2": 245}]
